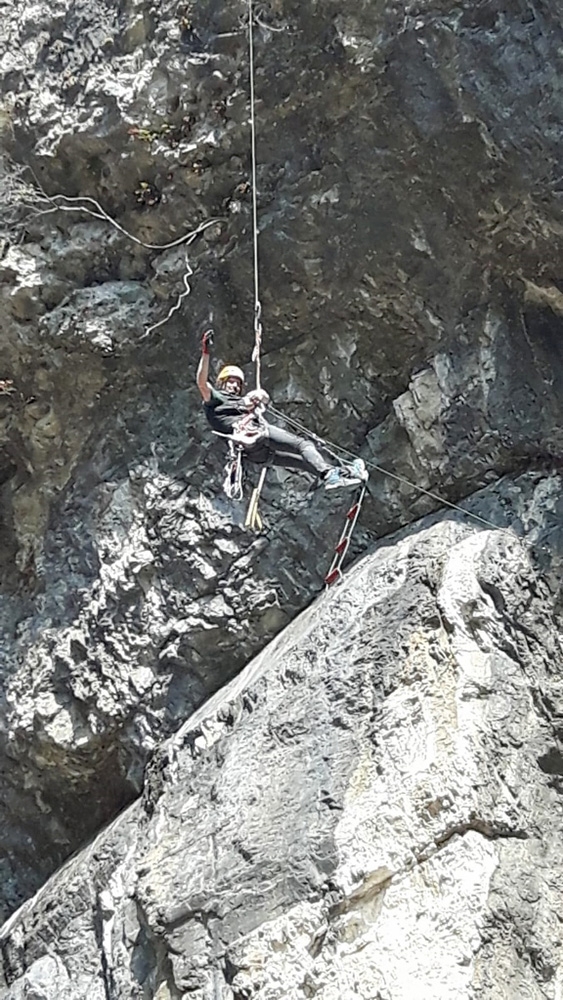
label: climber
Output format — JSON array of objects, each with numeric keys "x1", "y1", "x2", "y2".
[{"x1": 196, "y1": 330, "x2": 366, "y2": 488}]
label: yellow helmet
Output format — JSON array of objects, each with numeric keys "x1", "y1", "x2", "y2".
[{"x1": 217, "y1": 365, "x2": 245, "y2": 385}]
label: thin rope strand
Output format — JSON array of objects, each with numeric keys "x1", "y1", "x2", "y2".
[
  {"x1": 19, "y1": 177, "x2": 223, "y2": 336},
  {"x1": 144, "y1": 245, "x2": 194, "y2": 337},
  {"x1": 27, "y1": 185, "x2": 223, "y2": 250},
  {"x1": 267, "y1": 404, "x2": 503, "y2": 532},
  {"x1": 248, "y1": 0, "x2": 263, "y2": 389}
]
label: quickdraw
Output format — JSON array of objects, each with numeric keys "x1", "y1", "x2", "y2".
[{"x1": 223, "y1": 441, "x2": 244, "y2": 500}]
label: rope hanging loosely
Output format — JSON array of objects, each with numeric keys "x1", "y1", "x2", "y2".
[{"x1": 248, "y1": 0, "x2": 263, "y2": 391}]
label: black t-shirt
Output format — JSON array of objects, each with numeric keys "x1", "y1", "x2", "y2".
[{"x1": 203, "y1": 387, "x2": 259, "y2": 436}]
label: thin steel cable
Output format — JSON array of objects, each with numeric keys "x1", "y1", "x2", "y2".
[
  {"x1": 267, "y1": 404, "x2": 504, "y2": 533},
  {"x1": 248, "y1": 0, "x2": 263, "y2": 390}
]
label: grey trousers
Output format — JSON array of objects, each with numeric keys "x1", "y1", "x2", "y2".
[{"x1": 245, "y1": 423, "x2": 332, "y2": 478}]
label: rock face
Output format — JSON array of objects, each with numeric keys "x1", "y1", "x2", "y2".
[
  {"x1": 1, "y1": 473, "x2": 563, "y2": 999},
  {"x1": 1, "y1": 0, "x2": 563, "y2": 993}
]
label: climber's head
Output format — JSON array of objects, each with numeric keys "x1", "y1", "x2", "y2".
[{"x1": 217, "y1": 365, "x2": 245, "y2": 396}]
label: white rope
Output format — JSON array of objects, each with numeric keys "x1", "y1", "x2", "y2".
[
  {"x1": 22, "y1": 180, "x2": 223, "y2": 250},
  {"x1": 144, "y1": 245, "x2": 194, "y2": 337},
  {"x1": 248, "y1": 0, "x2": 263, "y2": 390},
  {"x1": 19, "y1": 178, "x2": 223, "y2": 336}
]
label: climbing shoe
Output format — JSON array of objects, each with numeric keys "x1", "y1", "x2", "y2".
[
  {"x1": 324, "y1": 468, "x2": 360, "y2": 490},
  {"x1": 324, "y1": 459, "x2": 368, "y2": 490},
  {"x1": 349, "y1": 458, "x2": 368, "y2": 482}
]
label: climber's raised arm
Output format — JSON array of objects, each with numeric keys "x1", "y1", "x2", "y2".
[{"x1": 196, "y1": 330, "x2": 213, "y2": 402}]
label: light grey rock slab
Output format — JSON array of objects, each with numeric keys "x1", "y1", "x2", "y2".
[
  {"x1": 0, "y1": 481, "x2": 562, "y2": 998},
  {"x1": 2, "y1": 0, "x2": 563, "y2": 945}
]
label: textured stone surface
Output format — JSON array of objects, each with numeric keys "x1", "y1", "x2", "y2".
[
  {"x1": 1, "y1": 0, "x2": 563, "y2": 970},
  {"x1": 1, "y1": 473, "x2": 563, "y2": 998}
]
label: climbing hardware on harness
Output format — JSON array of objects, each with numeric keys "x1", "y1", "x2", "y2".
[
  {"x1": 247, "y1": 0, "x2": 263, "y2": 391},
  {"x1": 223, "y1": 442, "x2": 244, "y2": 501}
]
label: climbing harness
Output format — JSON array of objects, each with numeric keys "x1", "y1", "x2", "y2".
[
  {"x1": 325, "y1": 480, "x2": 368, "y2": 586},
  {"x1": 247, "y1": 0, "x2": 263, "y2": 390},
  {"x1": 219, "y1": 399, "x2": 268, "y2": 517},
  {"x1": 245, "y1": 466, "x2": 267, "y2": 531},
  {"x1": 231, "y1": 400, "x2": 268, "y2": 447}
]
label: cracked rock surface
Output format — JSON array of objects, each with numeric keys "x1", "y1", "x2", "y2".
[
  {"x1": 1, "y1": 473, "x2": 563, "y2": 998},
  {"x1": 1, "y1": 0, "x2": 563, "y2": 992}
]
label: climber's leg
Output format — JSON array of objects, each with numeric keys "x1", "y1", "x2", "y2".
[{"x1": 264, "y1": 424, "x2": 332, "y2": 478}]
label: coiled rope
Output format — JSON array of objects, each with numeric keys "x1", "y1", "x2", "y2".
[{"x1": 248, "y1": 0, "x2": 263, "y2": 390}]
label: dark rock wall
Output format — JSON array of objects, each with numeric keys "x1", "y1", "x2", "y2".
[{"x1": 0, "y1": 0, "x2": 563, "y2": 966}]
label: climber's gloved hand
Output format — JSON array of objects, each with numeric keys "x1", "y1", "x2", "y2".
[
  {"x1": 244, "y1": 388, "x2": 270, "y2": 410},
  {"x1": 201, "y1": 329, "x2": 214, "y2": 355}
]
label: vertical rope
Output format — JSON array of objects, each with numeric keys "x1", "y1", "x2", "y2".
[{"x1": 248, "y1": 0, "x2": 263, "y2": 390}]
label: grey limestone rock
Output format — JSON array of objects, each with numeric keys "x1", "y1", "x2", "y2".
[
  {"x1": 1, "y1": 473, "x2": 563, "y2": 998},
  {"x1": 1, "y1": 0, "x2": 563, "y2": 994}
]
